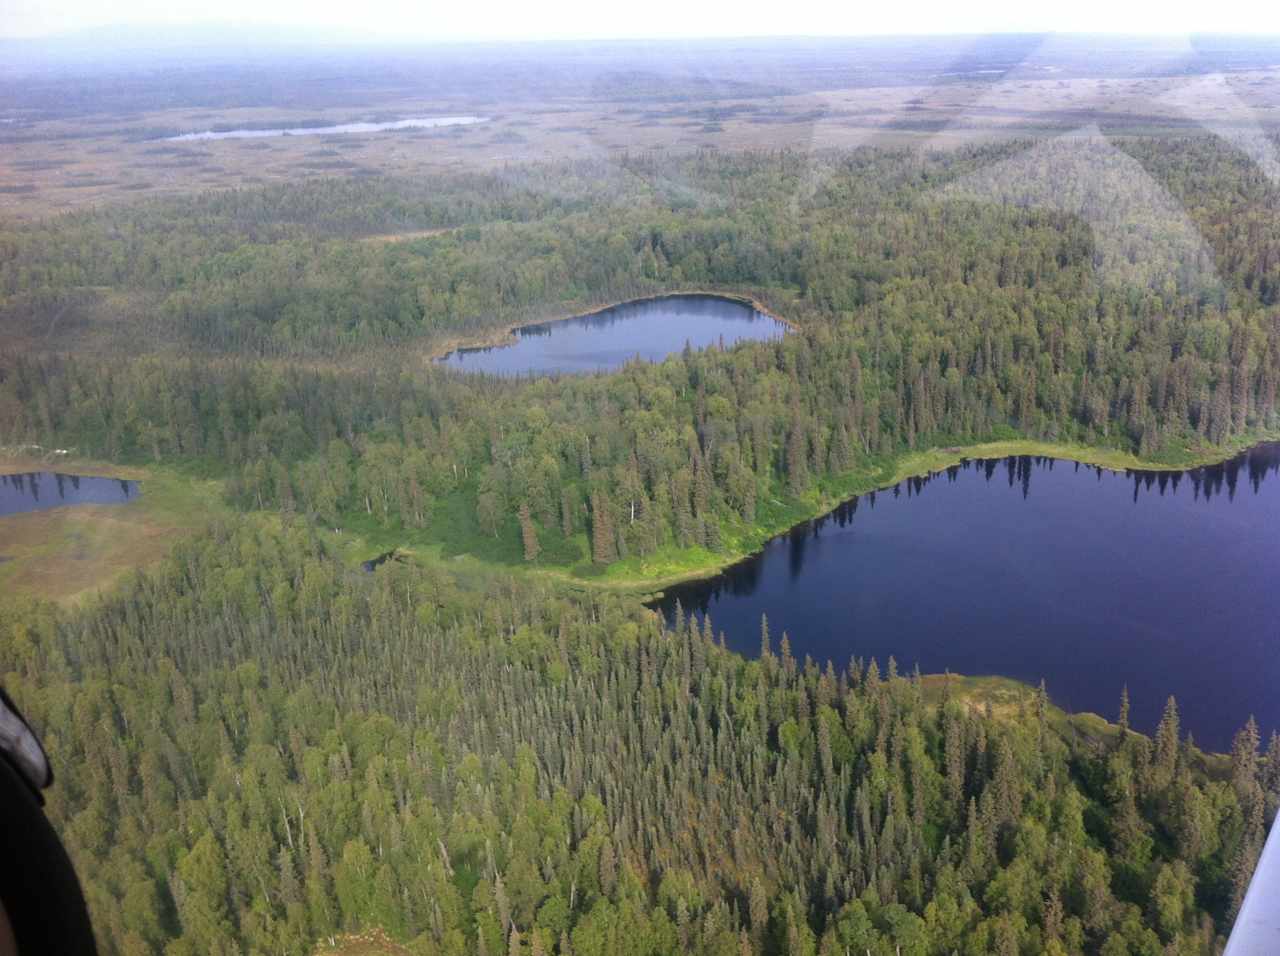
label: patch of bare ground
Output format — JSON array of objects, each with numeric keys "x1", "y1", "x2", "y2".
[
  {"x1": 314, "y1": 929, "x2": 411, "y2": 955},
  {"x1": 358, "y1": 227, "x2": 453, "y2": 243}
]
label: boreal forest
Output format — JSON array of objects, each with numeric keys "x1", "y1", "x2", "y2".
[{"x1": 2, "y1": 96, "x2": 1280, "y2": 955}]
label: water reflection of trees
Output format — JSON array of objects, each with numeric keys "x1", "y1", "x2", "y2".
[
  {"x1": 654, "y1": 442, "x2": 1280, "y2": 625},
  {"x1": 864, "y1": 443, "x2": 1280, "y2": 507},
  {"x1": 1130, "y1": 442, "x2": 1280, "y2": 502},
  {"x1": 2, "y1": 472, "x2": 40, "y2": 501},
  {"x1": 0, "y1": 471, "x2": 136, "y2": 513}
]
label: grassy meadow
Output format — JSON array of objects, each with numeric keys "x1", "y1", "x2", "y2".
[{"x1": 0, "y1": 457, "x2": 226, "y2": 604}]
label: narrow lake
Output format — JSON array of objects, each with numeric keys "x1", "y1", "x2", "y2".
[
  {"x1": 655, "y1": 444, "x2": 1280, "y2": 752},
  {"x1": 166, "y1": 115, "x2": 488, "y2": 141},
  {"x1": 1, "y1": 472, "x2": 139, "y2": 517},
  {"x1": 437, "y1": 294, "x2": 789, "y2": 376}
]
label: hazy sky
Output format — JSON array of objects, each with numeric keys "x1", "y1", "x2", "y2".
[{"x1": 4, "y1": 0, "x2": 1280, "y2": 41}]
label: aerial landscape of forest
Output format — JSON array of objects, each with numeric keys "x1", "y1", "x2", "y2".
[{"x1": 1, "y1": 26, "x2": 1279, "y2": 956}]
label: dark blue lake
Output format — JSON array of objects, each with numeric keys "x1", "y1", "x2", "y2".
[
  {"x1": 437, "y1": 294, "x2": 788, "y2": 376},
  {"x1": 656, "y1": 445, "x2": 1280, "y2": 752},
  {"x1": 0, "y1": 472, "x2": 139, "y2": 517}
]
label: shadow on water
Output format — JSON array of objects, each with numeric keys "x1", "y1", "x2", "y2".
[
  {"x1": 654, "y1": 443, "x2": 1280, "y2": 751},
  {"x1": 1, "y1": 472, "x2": 139, "y2": 517},
  {"x1": 361, "y1": 550, "x2": 403, "y2": 573}
]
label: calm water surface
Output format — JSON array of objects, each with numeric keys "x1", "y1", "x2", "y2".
[
  {"x1": 656, "y1": 445, "x2": 1280, "y2": 751},
  {"x1": 1, "y1": 472, "x2": 139, "y2": 517},
  {"x1": 166, "y1": 116, "x2": 487, "y2": 142},
  {"x1": 437, "y1": 295, "x2": 788, "y2": 376}
]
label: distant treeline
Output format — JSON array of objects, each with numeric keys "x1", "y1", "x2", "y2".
[{"x1": 4, "y1": 141, "x2": 1280, "y2": 357}]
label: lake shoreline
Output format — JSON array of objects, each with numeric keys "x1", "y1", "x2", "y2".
[
  {"x1": 556, "y1": 431, "x2": 1280, "y2": 596},
  {"x1": 426, "y1": 289, "x2": 800, "y2": 366},
  {"x1": 638, "y1": 441, "x2": 1280, "y2": 754},
  {"x1": 0, "y1": 449, "x2": 149, "y2": 480}
]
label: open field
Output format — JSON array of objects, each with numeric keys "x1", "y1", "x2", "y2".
[{"x1": 5, "y1": 58, "x2": 1280, "y2": 219}]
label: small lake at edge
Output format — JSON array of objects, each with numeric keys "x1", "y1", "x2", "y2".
[{"x1": 1, "y1": 472, "x2": 140, "y2": 517}]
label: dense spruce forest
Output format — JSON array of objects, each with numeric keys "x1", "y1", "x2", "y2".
[
  {"x1": 2, "y1": 134, "x2": 1280, "y2": 954},
  {"x1": 3, "y1": 521, "x2": 1278, "y2": 955}
]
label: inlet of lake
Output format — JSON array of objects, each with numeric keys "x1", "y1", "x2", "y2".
[
  {"x1": 1, "y1": 472, "x2": 139, "y2": 517},
  {"x1": 655, "y1": 444, "x2": 1280, "y2": 752},
  {"x1": 165, "y1": 115, "x2": 488, "y2": 142},
  {"x1": 436, "y1": 294, "x2": 789, "y2": 376}
]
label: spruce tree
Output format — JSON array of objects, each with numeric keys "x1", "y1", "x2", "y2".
[{"x1": 519, "y1": 502, "x2": 540, "y2": 562}]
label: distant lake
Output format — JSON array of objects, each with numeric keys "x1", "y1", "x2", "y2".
[
  {"x1": 165, "y1": 115, "x2": 488, "y2": 142},
  {"x1": 1, "y1": 472, "x2": 139, "y2": 517},
  {"x1": 655, "y1": 444, "x2": 1280, "y2": 752},
  {"x1": 437, "y1": 295, "x2": 789, "y2": 376}
]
